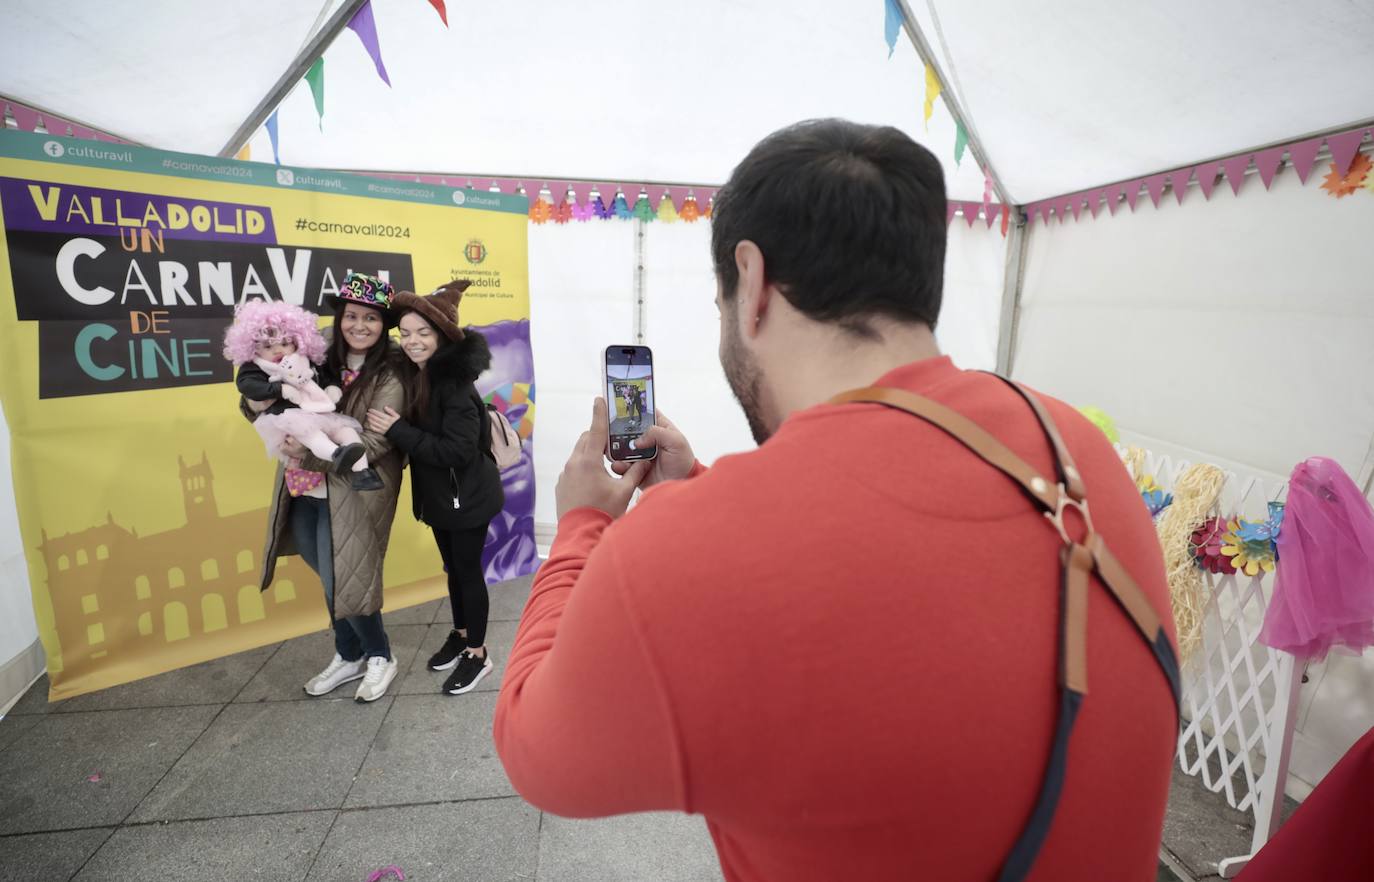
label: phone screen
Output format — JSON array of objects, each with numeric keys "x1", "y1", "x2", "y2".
[{"x1": 605, "y1": 345, "x2": 656, "y2": 461}]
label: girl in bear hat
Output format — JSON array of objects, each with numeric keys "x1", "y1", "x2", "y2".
[
  {"x1": 222, "y1": 299, "x2": 384, "y2": 492},
  {"x1": 366, "y1": 280, "x2": 505, "y2": 696}
]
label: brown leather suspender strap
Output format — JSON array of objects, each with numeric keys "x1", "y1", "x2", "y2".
[{"x1": 830, "y1": 382, "x2": 1180, "y2": 882}]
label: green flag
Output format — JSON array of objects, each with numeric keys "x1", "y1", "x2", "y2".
[
  {"x1": 305, "y1": 58, "x2": 325, "y2": 130},
  {"x1": 954, "y1": 122, "x2": 968, "y2": 166}
]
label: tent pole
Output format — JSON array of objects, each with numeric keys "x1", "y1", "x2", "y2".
[
  {"x1": 894, "y1": 0, "x2": 1012, "y2": 207},
  {"x1": 634, "y1": 219, "x2": 647, "y2": 345},
  {"x1": 996, "y1": 212, "x2": 1027, "y2": 376},
  {"x1": 216, "y1": 0, "x2": 370, "y2": 158}
]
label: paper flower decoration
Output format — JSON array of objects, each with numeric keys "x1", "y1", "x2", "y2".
[
  {"x1": 1077, "y1": 406, "x2": 1120, "y2": 443},
  {"x1": 591, "y1": 192, "x2": 613, "y2": 220},
  {"x1": 632, "y1": 192, "x2": 655, "y2": 221},
  {"x1": 553, "y1": 199, "x2": 572, "y2": 224},
  {"x1": 657, "y1": 193, "x2": 678, "y2": 223},
  {"x1": 612, "y1": 191, "x2": 633, "y2": 220},
  {"x1": 679, "y1": 194, "x2": 700, "y2": 222},
  {"x1": 703, "y1": 195, "x2": 714, "y2": 218},
  {"x1": 571, "y1": 199, "x2": 595, "y2": 221},
  {"x1": 1221, "y1": 517, "x2": 1277, "y2": 576},
  {"x1": 1320, "y1": 153, "x2": 1371, "y2": 198},
  {"x1": 1192, "y1": 516, "x2": 1238, "y2": 574},
  {"x1": 528, "y1": 198, "x2": 551, "y2": 224}
]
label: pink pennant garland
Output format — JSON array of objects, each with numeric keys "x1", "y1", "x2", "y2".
[
  {"x1": 1168, "y1": 169, "x2": 1192, "y2": 205},
  {"x1": 1222, "y1": 155, "x2": 1251, "y2": 196},
  {"x1": 1070, "y1": 197, "x2": 1084, "y2": 221},
  {"x1": 1194, "y1": 162, "x2": 1219, "y2": 200},
  {"x1": 985, "y1": 203, "x2": 1001, "y2": 229},
  {"x1": 964, "y1": 202, "x2": 979, "y2": 227},
  {"x1": 1105, "y1": 184, "x2": 1122, "y2": 215},
  {"x1": 1253, "y1": 147, "x2": 1285, "y2": 189},
  {"x1": 1123, "y1": 182, "x2": 1140, "y2": 212},
  {"x1": 946, "y1": 202, "x2": 957, "y2": 226},
  {"x1": 1144, "y1": 174, "x2": 1167, "y2": 208},
  {"x1": 10, "y1": 104, "x2": 37, "y2": 132},
  {"x1": 1324, "y1": 129, "x2": 1368, "y2": 177},
  {"x1": 1287, "y1": 137, "x2": 1323, "y2": 184},
  {"x1": 1086, "y1": 192, "x2": 1101, "y2": 219}
]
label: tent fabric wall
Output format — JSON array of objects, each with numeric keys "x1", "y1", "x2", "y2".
[
  {"x1": 0, "y1": 407, "x2": 42, "y2": 712},
  {"x1": 1009, "y1": 160, "x2": 1374, "y2": 793}
]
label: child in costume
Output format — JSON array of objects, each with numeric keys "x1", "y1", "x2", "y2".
[{"x1": 224, "y1": 299, "x2": 384, "y2": 491}]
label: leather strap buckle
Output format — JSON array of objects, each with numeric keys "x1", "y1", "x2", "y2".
[{"x1": 1044, "y1": 487, "x2": 1093, "y2": 547}]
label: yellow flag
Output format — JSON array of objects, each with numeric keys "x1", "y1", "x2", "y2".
[
  {"x1": 234, "y1": 144, "x2": 251, "y2": 161},
  {"x1": 924, "y1": 64, "x2": 942, "y2": 130}
]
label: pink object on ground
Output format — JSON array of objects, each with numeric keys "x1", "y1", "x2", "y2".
[{"x1": 1259, "y1": 457, "x2": 1374, "y2": 660}]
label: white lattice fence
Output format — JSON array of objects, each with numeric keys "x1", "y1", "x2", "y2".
[{"x1": 1127, "y1": 449, "x2": 1302, "y2": 878}]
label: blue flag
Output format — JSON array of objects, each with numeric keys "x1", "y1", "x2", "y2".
[{"x1": 884, "y1": 0, "x2": 903, "y2": 57}]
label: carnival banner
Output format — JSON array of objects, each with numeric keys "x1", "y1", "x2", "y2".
[{"x1": 0, "y1": 130, "x2": 537, "y2": 700}]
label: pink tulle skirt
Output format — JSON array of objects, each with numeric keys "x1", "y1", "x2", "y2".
[
  {"x1": 1259, "y1": 457, "x2": 1374, "y2": 660},
  {"x1": 254, "y1": 410, "x2": 361, "y2": 460}
]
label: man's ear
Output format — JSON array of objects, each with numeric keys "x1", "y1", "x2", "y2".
[{"x1": 734, "y1": 240, "x2": 770, "y2": 339}]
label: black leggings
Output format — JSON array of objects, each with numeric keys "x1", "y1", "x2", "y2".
[{"x1": 432, "y1": 525, "x2": 490, "y2": 648}]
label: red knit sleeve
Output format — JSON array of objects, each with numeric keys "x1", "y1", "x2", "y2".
[{"x1": 493, "y1": 508, "x2": 689, "y2": 817}]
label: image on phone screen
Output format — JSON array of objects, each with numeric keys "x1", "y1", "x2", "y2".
[{"x1": 605, "y1": 345, "x2": 656, "y2": 461}]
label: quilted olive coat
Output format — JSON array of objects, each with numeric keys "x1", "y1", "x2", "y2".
[{"x1": 242, "y1": 339, "x2": 405, "y2": 619}]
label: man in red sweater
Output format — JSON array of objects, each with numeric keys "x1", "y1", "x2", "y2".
[{"x1": 495, "y1": 120, "x2": 1178, "y2": 881}]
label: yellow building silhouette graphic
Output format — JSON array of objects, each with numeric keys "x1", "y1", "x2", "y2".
[{"x1": 37, "y1": 453, "x2": 319, "y2": 681}]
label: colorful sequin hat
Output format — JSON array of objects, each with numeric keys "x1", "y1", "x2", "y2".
[
  {"x1": 325, "y1": 271, "x2": 398, "y2": 327},
  {"x1": 393, "y1": 280, "x2": 472, "y2": 342}
]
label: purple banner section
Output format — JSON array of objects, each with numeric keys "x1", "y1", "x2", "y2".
[
  {"x1": 0, "y1": 177, "x2": 277, "y2": 244},
  {"x1": 474, "y1": 318, "x2": 539, "y2": 583}
]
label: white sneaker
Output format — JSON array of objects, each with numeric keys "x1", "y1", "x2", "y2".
[
  {"x1": 354, "y1": 656, "x2": 398, "y2": 703},
  {"x1": 304, "y1": 653, "x2": 365, "y2": 696}
]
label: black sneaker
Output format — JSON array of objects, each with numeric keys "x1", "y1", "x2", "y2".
[
  {"x1": 428, "y1": 629, "x2": 466, "y2": 671},
  {"x1": 443, "y1": 650, "x2": 493, "y2": 695},
  {"x1": 331, "y1": 443, "x2": 365, "y2": 474}
]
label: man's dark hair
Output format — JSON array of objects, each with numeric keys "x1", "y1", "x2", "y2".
[{"x1": 711, "y1": 119, "x2": 947, "y2": 335}]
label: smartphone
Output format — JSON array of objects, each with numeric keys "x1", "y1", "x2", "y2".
[{"x1": 603, "y1": 344, "x2": 657, "y2": 462}]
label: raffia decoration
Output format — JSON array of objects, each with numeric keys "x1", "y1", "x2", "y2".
[{"x1": 1155, "y1": 463, "x2": 1227, "y2": 662}]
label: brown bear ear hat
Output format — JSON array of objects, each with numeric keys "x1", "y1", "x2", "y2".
[{"x1": 393, "y1": 280, "x2": 472, "y2": 342}]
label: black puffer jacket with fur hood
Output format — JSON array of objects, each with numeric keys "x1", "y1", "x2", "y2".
[{"x1": 385, "y1": 330, "x2": 504, "y2": 530}]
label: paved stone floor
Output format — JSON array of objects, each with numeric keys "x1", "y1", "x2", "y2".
[{"x1": 0, "y1": 576, "x2": 723, "y2": 882}]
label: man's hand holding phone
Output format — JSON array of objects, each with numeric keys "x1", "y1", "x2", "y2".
[
  {"x1": 608, "y1": 410, "x2": 696, "y2": 489},
  {"x1": 556, "y1": 398, "x2": 654, "y2": 520}
]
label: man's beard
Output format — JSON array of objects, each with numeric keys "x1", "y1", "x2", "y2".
[{"x1": 720, "y1": 315, "x2": 771, "y2": 445}]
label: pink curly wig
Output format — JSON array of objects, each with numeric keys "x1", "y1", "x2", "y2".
[{"x1": 222, "y1": 300, "x2": 327, "y2": 366}]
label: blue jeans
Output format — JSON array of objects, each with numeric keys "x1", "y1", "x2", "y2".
[{"x1": 289, "y1": 495, "x2": 391, "y2": 661}]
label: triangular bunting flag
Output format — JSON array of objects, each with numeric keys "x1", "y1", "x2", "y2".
[
  {"x1": 924, "y1": 65, "x2": 942, "y2": 130},
  {"x1": 1070, "y1": 197, "x2": 1084, "y2": 221},
  {"x1": 305, "y1": 58, "x2": 325, "y2": 130},
  {"x1": 1105, "y1": 184, "x2": 1122, "y2": 215},
  {"x1": 1061, "y1": 197, "x2": 1073, "y2": 222},
  {"x1": 265, "y1": 109, "x2": 281, "y2": 165},
  {"x1": 1325, "y1": 129, "x2": 1367, "y2": 177},
  {"x1": 946, "y1": 202, "x2": 957, "y2": 226},
  {"x1": 234, "y1": 145, "x2": 251, "y2": 162},
  {"x1": 954, "y1": 122, "x2": 969, "y2": 166},
  {"x1": 884, "y1": 0, "x2": 903, "y2": 57},
  {"x1": 964, "y1": 203, "x2": 979, "y2": 227},
  {"x1": 1253, "y1": 147, "x2": 1285, "y2": 189},
  {"x1": 428, "y1": 0, "x2": 448, "y2": 27},
  {"x1": 1287, "y1": 137, "x2": 1323, "y2": 184},
  {"x1": 347, "y1": 1, "x2": 391, "y2": 87},
  {"x1": 1086, "y1": 192, "x2": 1102, "y2": 218},
  {"x1": 985, "y1": 204, "x2": 1000, "y2": 229},
  {"x1": 1144, "y1": 174, "x2": 1167, "y2": 208},
  {"x1": 1194, "y1": 162, "x2": 1219, "y2": 199},
  {"x1": 1222, "y1": 155, "x2": 1250, "y2": 196},
  {"x1": 1123, "y1": 181, "x2": 1140, "y2": 211},
  {"x1": 1168, "y1": 169, "x2": 1191, "y2": 205}
]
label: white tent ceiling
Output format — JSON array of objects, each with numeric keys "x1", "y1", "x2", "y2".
[{"x1": 3, "y1": 1, "x2": 1373, "y2": 201}]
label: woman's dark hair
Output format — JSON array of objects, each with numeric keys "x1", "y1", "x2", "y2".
[
  {"x1": 710, "y1": 118, "x2": 947, "y2": 336},
  {"x1": 393, "y1": 308, "x2": 454, "y2": 424},
  {"x1": 325, "y1": 303, "x2": 398, "y2": 412}
]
